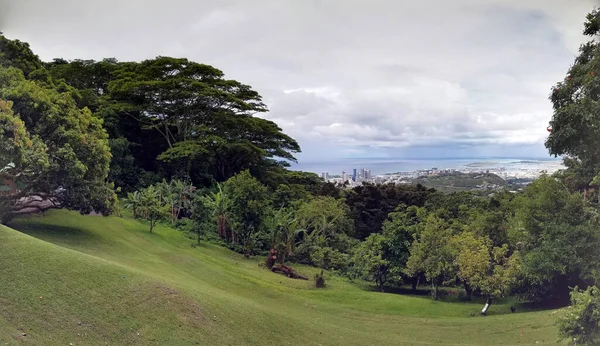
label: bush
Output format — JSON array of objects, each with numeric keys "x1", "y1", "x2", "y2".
[
  {"x1": 557, "y1": 285, "x2": 600, "y2": 345},
  {"x1": 315, "y1": 270, "x2": 326, "y2": 288},
  {"x1": 309, "y1": 247, "x2": 349, "y2": 272}
]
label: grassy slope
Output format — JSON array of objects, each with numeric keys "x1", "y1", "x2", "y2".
[{"x1": 1, "y1": 210, "x2": 564, "y2": 345}]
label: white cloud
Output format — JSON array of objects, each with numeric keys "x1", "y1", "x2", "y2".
[{"x1": 2, "y1": 0, "x2": 598, "y2": 160}]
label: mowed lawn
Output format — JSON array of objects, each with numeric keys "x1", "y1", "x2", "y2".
[{"x1": 0, "y1": 209, "x2": 565, "y2": 345}]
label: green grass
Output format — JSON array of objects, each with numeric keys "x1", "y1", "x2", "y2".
[{"x1": 0, "y1": 209, "x2": 565, "y2": 345}]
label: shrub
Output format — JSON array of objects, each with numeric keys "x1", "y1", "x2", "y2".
[
  {"x1": 315, "y1": 270, "x2": 326, "y2": 288},
  {"x1": 557, "y1": 285, "x2": 600, "y2": 345}
]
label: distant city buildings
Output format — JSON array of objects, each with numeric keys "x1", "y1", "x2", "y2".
[
  {"x1": 342, "y1": 171, "x2": 349, "y2": 183},
  {"x1": 318, "y1": 161, "x2": 564, "y2": 189}
]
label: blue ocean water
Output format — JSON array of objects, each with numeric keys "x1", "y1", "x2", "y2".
[{"x1": 289, "y1": 157, "x2": 563, "y2": 176}]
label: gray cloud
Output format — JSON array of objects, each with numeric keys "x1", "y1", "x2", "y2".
[{"x1": 3, "y1": 0, "x2": 598, "y2": 160}]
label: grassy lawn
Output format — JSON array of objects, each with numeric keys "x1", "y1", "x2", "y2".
[{"x1": 0, "y1": 209, "x2": 565, "y2": 345}]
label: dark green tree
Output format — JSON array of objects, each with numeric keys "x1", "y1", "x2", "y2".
[
  {"x1": 546, "y1": 9, "x2": 600, "y2": 197},
  {"x1": 223, "y1": 170, "x2": 269, "y2": 257},
  {"x1": 0, "y1": 66, "x2": 116, "y2": 220}
]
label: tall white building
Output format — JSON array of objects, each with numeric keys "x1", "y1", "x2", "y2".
[
  {"x1": 321, "y1": 172, "x2": 329, "y2": 181},
  {"x1": 342, "y1": 171, "x2": 349, "y2": 183}
]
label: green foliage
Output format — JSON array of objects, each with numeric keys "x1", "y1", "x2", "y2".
[
  {"x1": 511, "y1": 175, "x2": 600, "y2": 302},
  {"x1": 126, "y1": 184, "x2": 170, "y2": 233},
  {"x1": 557, "y1": 285, "x2": 600, "y2": 345},
  {"x1": 223, "y1": 170, "x2": 269, "y2": 255},
  {"x1": 351, "y1": 234, "x2": 390, "y2": 291},
  {"x1": 0, "y1": 35, "x2": 43, "y2": 77},
  {"x1": 108, "y1": 137, "x2": 144, "y2": 193},
  {"x1": 294, "y1": 196, "x2": 355, "y2": 269},
  {"x1": 546, "y1": 9, "x2": 600, "y2": 194},
  {"x1": 103, "y1": 56, "x2": 300, "y2": 185},
  {"x1": 405, "y1": 215, "x2": 457, "y2": 300},
  {"x1": 0, "y1": 66, "x2": 116, "y2": 218},
  {"x1": 315, "y1": 270, "x2": 326, "y2": 288},
  {"x1": 344, "y1": 183, "x2": 433, "y2": 240},
  {"x1": 453, "y1": 232, "x2": 522, "y2": 300},
  {"x1": 264, "y1": 206, "x2": 302, "y2": 264}
]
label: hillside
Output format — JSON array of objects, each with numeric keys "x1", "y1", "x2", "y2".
[
  {"x1": 413, "y1": 172, "x2": 508, "y2": 194},
  {"x1": 1, "y1": 210, "x2": 561, "y2": 345}
]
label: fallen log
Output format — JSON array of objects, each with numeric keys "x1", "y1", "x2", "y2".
[{"x1": 271, "y1": 264, "x2": 308, "y2": 280}]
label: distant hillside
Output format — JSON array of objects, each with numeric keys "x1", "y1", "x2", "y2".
[{"x1": 414, "y1": 172, "x2": 508, "y2": 194}]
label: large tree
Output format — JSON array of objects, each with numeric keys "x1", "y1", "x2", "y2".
[
  {"x1": 510, "y1": 175, "x2": 600, "y2": 303},
  {"x1": 546, "y1": 9, "x2": 600, "y2": 197},
  {"x1": 104, "y1": 57, "x2": 301, "y2": 184},
  {"x1": 0, "y1": 66, "x2": 116, "y2": 221}
]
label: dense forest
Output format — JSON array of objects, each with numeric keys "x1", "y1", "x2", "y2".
[{"x1": 2, "y1": 8, "x2": 600, "y2": 344}]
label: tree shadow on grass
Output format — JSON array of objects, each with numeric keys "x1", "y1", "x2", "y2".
[{"x1": 7, "y1": 217, "x2": 104, "y2": 247}]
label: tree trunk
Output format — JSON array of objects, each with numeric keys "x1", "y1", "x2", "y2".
[
  {"x1": 411, "y1": 276, "x2": 419, "y2": 292},
  {"x1": 432, "y1": 282, "x2": 439, "y2": 301},
  {"x1": 481, "y1": 296, "x2": 492, "y2": 316},
  {"x1": 464, "y1": 281, "x2": 473, "y2": 301},
  {"x1": 376, "y1": 272, "x2": 385, "y2": 292}
]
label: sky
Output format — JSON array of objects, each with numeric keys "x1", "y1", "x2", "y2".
[{"x1": 1, "y1": 0, "x2": 599, "y2": 162}]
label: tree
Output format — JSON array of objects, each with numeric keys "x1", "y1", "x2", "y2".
[
  {"x1": 0, "y1": 66, "x2": 116, "y2": 220},
  {"x1": 557, "y1": 285, "x2": 600, "y2": 345},
  {"x1": 294, "y1": 196, "x2": 355, "y2": 268},
  {"x1": 0, "y1": 100, "x2": 49, "y2": 220},
  {"x1": 405, "y1": 215, "x2": 457, "y2": 300},
  {"x1": 0, "y1": 35, "x2": 43, "y2": 77},
  {"x1": 200, "y1": 183, "x2": 230, "y2": 241},
  {"x1": 123, "y1": 190, "x2": 142, "y2": 218},
  {"x1": 264, "y1": 207, "x2": 303, "y2": 264},
  {"x1": 453, "y1": 232, "x2": 522, "y2": 304},
  {"x1": 344, "y1": 183, "x2": 433, "y2": 240},
  {"x1": 130, "y1": 185, "x2": 170, "y2": 233},
  {"x1": 351, "y1": 234, "x2": 390, "y2": 292},
  {"x1": 545, "y1": 9, "x2": 600, "y2": 194},
  {"x1": 105, "y1": 57, "x2": 301, "y2": 184},
  {"x1": 511, "y1": 175, "x2": 600, "y2": 303},
  {"x1": 223, "y1": 170, "x2": 269, "y2": 257}
]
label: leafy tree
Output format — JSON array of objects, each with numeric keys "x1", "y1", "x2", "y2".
[
  {"x1": 105, "y1": 57, "x2": 300, "y2": 184},
  {"x1": 199, "y1": 183, "x2": 230, "y2": 241},
  {"x1": 453, "y1": 232, "x2": 522, "y2": 302},
  {"x1": 511, "y1": 175, "x2": 600, "y2": 303},
  {"x1": 108, "y1": 137, "x2": 144, "y2": 193},
  {"x1": 351, "y1": 234, "x2": 390, "y2": 292},
  {"x1": 0, "y1": 35, "x2": 43, "y2": 77},
  {"x1": 264, "y1": 207, "x2": 303, "y2": 264},
  {"x1": 557, "y1": 285, "x2": 600, "y2": 346},
  {"x1": 0, "y1": 66, "x2": 116, "y2": 220},
  {"x1": 294, "y1": 196, "x2": 355, "y2": 268},
  {"x1": 133, "y1": 185, "x2": 170, "y2": 233},
  {"x1": 123, "y1": 190, "x2": 142, "y2": 218},
  {"x1": 0, "y1": 100, "x2": 49, "y2": 220},
  {"x1": 405, "y1": 215, "x2": 457, "y2": 300},
  {"x1": 344, "y1": 183, "x2": 433, "y2": 240},
  {"x1": 546, "y1": 9, "x2": 600, "y2": 195},
  {"x1": 379, "y1": 204, "x2": 424, "y2": 289},
  {"x1": 223, "y1": 170, "x2": 269, "y2": 256}
]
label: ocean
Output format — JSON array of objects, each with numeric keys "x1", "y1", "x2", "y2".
[{"x1": 289, "y1": 157, "x2": 565, "y2": 176}]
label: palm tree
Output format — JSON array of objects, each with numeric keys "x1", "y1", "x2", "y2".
[
  {"x1": 266, "y1": 207, "x2": 305, "y2": 264},
  {"x1": 201, "y1": 183, "x2": 231, "y2": 242},
  {"x1": 124, "y1": 191, "x2": 142, "y2": 218}
]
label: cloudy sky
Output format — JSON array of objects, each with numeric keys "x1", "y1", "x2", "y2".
[{"x1": 1, "y1": 0, "x2": 598, "y2": 162}]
